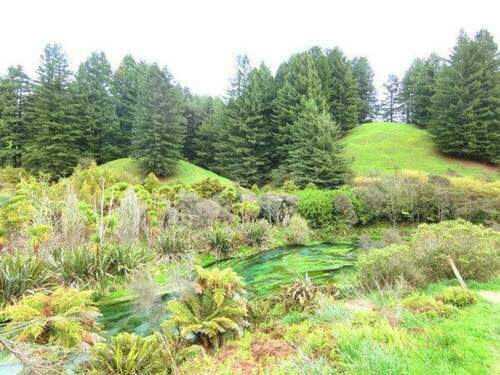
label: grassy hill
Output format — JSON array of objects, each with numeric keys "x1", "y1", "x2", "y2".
[
  {"x1": 99, "y1": 158, "x2": 234, "y2": 186},
  {"x1": 342, "y1": 122, "x2": 498, "y2": 179}
]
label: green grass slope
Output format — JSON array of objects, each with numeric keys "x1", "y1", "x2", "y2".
[
  {"x1": 342, "y1": 122, "x2": 498, "y2": 179},
  {"x1": 99, "y1": 158, "x2": 234, "y2": 186}
]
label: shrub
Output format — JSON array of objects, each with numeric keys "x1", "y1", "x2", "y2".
[
  {"x1": 258, "y1": 193, "x2": 297, "y2": 225},
  {"x1": 105, "y1": 244, "x2": 155, "y2": 276},
  {"x1": 232, "y1": 201, "x2": 260, "y2": 222},
  {"x1": 402, "y1": 293, "x2": 457, "y2": 318},
  {"x1": 296, "y1": 189, "x2": 334, "y2": 228},
  {"x1": 156, "y1": 225, "x2": 194, "y2": 259},
  {"x1": 240, "y1": 220, "x2": 272, "y2": 248},
  {"x1": 437, "y1": 287, "x2": 477, "y2": 307},
  {"x1": 0, "y1": 252, "x2": 52, "y2": 304},
  {"x1": 0, "y1": 287, "x2": 101, "y2": 348},
  {"x1": 283, "y1": 180, "x2": 298, "y2": 193},
  {"x1": 51, "y1": 247, "x2": 110, "y2": 286},
  {"x1": 143, "y1": 172, "x2": 161, "y2": 192},
  {"x1": 191, "y1": 178, "x2": 225, "y2": 199},
  {"x1": 281, "y1": 274, "x2": 319, "y2": 311},
  {"x1": 283, "y1": 215, "x2": 310, "y2": 245},
  {"x1": 358, "y1": 220, "x2": 500, "y2": 289},
  {"x1": 165, "y1": 267, "x2": 247, "y2": 350},
  {"x1": 84, "y1": 332, "x2": 164, "y2": 375},
  {"x1": 203, "y1": 224, "x2": 237, "y2": 259}
]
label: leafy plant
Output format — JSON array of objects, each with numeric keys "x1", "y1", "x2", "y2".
[
  {"x1": 402, "y1": 293, "x2": 457, "y2": 318},
  {"x1": 240, "y1": 220, "x2": 272, "y2": 248},
  {"x1": 0, "y1": 287, "x2": 101, "y2": 348},
  {"x1": 84, "y1": 332, "x2": 164, "y2": 374},
  {"x1": 156, "y1": 226, "x2": 194, "y2": 259},
  {"x1": 105, "y1": 244, "x2": 155, "y2": 277},
  {"x1": 165, "y1": 267, "x2": 247, "y2": 350},
  {"x1": 437, "y1": 287, "x2": 477, "y2": 307},
  {"x1": 191, "y1": 178, "x2": 225, "y2": 199},
  {"x1": 203, "y1": 224, "x2": 237, "y2": 259},
  {"x1": 0, "y1": 252, "x2": 52, "y2": 304},
  {"x1": 232, "y1": 201, "x2": 260, "y2": 222},
  {"x1": 283, "y1": 215, "x2": 310, "y2": 245},
  {"x1": 26, "y1": 224, "x2": 52, "y2": 254},
  {"x1": 281, "y1": 274, "x2": 319, "y2": 311}
]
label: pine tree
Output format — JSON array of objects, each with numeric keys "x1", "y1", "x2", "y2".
[
  {"x1": 430, "y1": 30, "x2": 499, "y2": 163},
  {"x1": 112, "y1": 55, "x2": 143, "y2": 157},
  {"x1": 215, "y1": 61, "x2": 276, "y2": 186},
  {"x1": 0, "y1": 66, "x2": 31, "y2": 167},
  {"x1": 273, "y1": 52, "x2": 327, "y2": 165},
  {"x1": 351, "y1": 57, "x2": 378, "y2": 123},
  {"x1": 380, "y1": 74, "x2": 402, "y2": 122},
  {"x1": 23, "y1": 44, "x2": 82, "y2": 178},
  {"x1": 181, "y1": 91, "x2": 214, "y2": 161},
  {"x1": 194, "y1": 98, "x2": 225, "y2": 171},
  {"x1": 287, "y1": 99, "x2": 349, "y2": 188},
  {"x1": 74, "y1": 52, "x2": 120, "y2": 163},
  {"x1": 133, "y1": 64, "x2": 185, "y2": 176},
  {"x1": 326, "y1": 47, "x2": 360, "y2": 132}
]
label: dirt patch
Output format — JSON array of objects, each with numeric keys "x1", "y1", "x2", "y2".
[
  {"x1": 232, "y1": 360, "x2": 259, "y2": 375},
  {"x1": 344, "y1": 298, "x2": 374, "y2": 313},
  {"x1": 479, "y1": 291, "x2": 500, "y2": 304},
  {"x1": 442, "y1": 154, "x2": 499, "y2": 174},
  {"x1": 251, "y1": 339, "x2": 295, "y2": 362},
  {"x1": 214, "y1": 345, "x2": 237, "y2": 363}
]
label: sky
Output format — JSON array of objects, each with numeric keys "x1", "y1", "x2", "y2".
[{"x1": 1, "y1": 0, "x2": 498, "y2": 97}]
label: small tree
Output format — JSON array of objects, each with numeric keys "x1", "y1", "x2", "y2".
[{"x1": 380, "y1": 74, "x2": 402, "y2": 122}]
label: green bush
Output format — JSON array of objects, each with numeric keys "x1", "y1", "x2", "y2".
[
  {"x1": 296, "y1": 189, "x2": 335, "y2": 228},
  {"x1": 105, "y1": 244, "x2": 155, "y2": 276},
  {"x1": 283, "y1": 215, "x2": 310, "y2": 245},
  {"x1": 156, "y1": 226, "x2": 194, "y2": 259},
  {"x1": 358, "y1": 220, "x2": 500, "y2": 289},
  {"x1": 0, "y1": 252, "x2": 52, "y2": 304},
  {"x1": 85, "y1": 332, "x2": 164, "y2": 374},
  {"x1": 191, "y1": 178, "x2": 225, "y2": 199},
  {"x1": 402, "y1": 293, "x2": 457, "y2": 318},
  {"x1": 52, "y1": 247, "x2": 109, "y2": 286},
  {"x1": 203, "y1": 224, "x2": 237, "y2": 259},
  {"x1": 437, "y1": 287, "x2": 477, "y2": 307},
  {"x1": 240, "y1": 220, "x2": 272, "y2": 248},
  {"x1": 232, "y1": 201, "x2": 260, "y2": 222}
]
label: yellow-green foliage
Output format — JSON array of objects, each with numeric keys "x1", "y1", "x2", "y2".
[
  {"x1": 0, "y1": 287, "x2": 101, "y2": 348},
  {"x1": 437, "y1": 287, "x2": 477, "y2": 307},
  {"x1": 232, "y1": 201, "x2": 260, "y2": 222},
  {"x1": 192, "y1": 177, "x2": 225, "y2": 199},
  {"x1": 402, "y1": 293, "x2": 458, "y2": 318},
  {"x1": 142, "y1": 172, "x2": 161, "y2": 192},
  {"x1": 358, "y1": 220, "x2": 500, "y2": 289},
  {"x1": 85, "y1": 332, "x2": 164, "y2": 375}
]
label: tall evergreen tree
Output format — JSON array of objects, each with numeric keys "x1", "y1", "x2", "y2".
[
  {"x1": 401, "y1": 54, "x2": 442, "y2": 126},
  {"x1": 351, "y1": 56, "x2": 377, "y2": 123},
  {"x1": 74, "y1": 52, "x2": 120, "y2": 163},
  {"x1": 380, "y1": 74, "x2": 402, "y2": 122},
  {"x1": 181, "y1": 91, "x2": 215, "y2": 161},
  {"x1": 194, "y1": 99, "x2": 225, "y2": 170},
  {"x1": 23, "y1": 44, "x2": 82, "y2": 178},
  {"x1": 273, "y1": 52, "x2": 327, "y2": 165},
  {"x1": 133, "y1": 64, "x2": 185, "y2": 176},
  {"x1": 0, "y1": 66, "x2": 31, "y2": 167},
  {"x1": 430, "y1": 30, "x2": 499, "y2": 163},
  {"x1": 287, "y1": 99, "x2": 349, "y2": 188},
  {"x1": 215, "y1": 61, "x2": 276, "y2": 186},
  {"x1": 325, "y1": 47, "x2": 360, "y2": 131}
]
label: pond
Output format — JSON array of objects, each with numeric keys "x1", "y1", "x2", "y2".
[{"x1": 0, "y1": 242, "x2": 357, "y2": 374}]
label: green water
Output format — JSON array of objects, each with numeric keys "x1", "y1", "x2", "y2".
[{"x1": 98, "y1": 242, "x2": 357, "y2": 335}]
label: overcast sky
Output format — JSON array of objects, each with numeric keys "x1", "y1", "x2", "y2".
[{"x1": 1, "y1": 0, "x2": 498, "y2": 97}]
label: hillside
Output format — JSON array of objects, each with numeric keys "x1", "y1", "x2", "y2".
[
  {"x1": 342, "y1": 122, "x2": 499, "y2": 179},
  {"x1": 99, "y1": 158, "x2": 234, "y2": 186}
]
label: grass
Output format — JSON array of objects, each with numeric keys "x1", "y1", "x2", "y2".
[
  {"x1": 342, "y1": 122, "x2": 499, "y2": 179},
  {"x1": 99, "y1": 158, "x2": 234, "y2": 186}
]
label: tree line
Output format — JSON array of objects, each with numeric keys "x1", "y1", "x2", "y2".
[
  {"x1": 0, "y1": 44, "x2": 377, "y2": 187},
  {"x1": 381, "y1": 29, "x2": 499, "y2": 164}
]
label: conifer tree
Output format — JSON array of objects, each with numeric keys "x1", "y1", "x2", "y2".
[
  {"x1": 215, "y1": 61, "x2": 276, "y2": 186},
  {"x1": 182, "y1": 91, "x2": 214, "y2": 161},
  {"x1": 23, "y1": 44, "x2": 82, "y2": 178},
  {"x1": 74, "y1": 52, "x2": 120, "y2": 163},
  {"x1": 325, "y1": 47, "x2": 360, "y2": 131},
  {"x1": 380, "y1": 74, "x2": 402, "y2": 122},
  {"x1": 351, "y1": 57, "x2": 378, "y2": 123},
  {"x1": 112, "y1": 55, "x2": 143, "y2": 157},
  {"x1": 0, "y1": 66, "x2": 31, "y2": 167},
  {"x1": 430, "y1": 30, "x2": 499, "y2": 163},
  {"x1": 194, "y1": 99, "x2": 225, "y2": 171},
  {"x1": 287, "y1": 99, "x2": 349, "y2": 188},
  {"x1": 133, "y1": 64, "x2": 185, "y2": 176},
  {"x1": 273, "y1": 52, "x2": 327, "y2": 165}
]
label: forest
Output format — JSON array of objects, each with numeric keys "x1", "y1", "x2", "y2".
[{"x1": 0, "y1": 27, "x2": 499, "y2": 375}]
